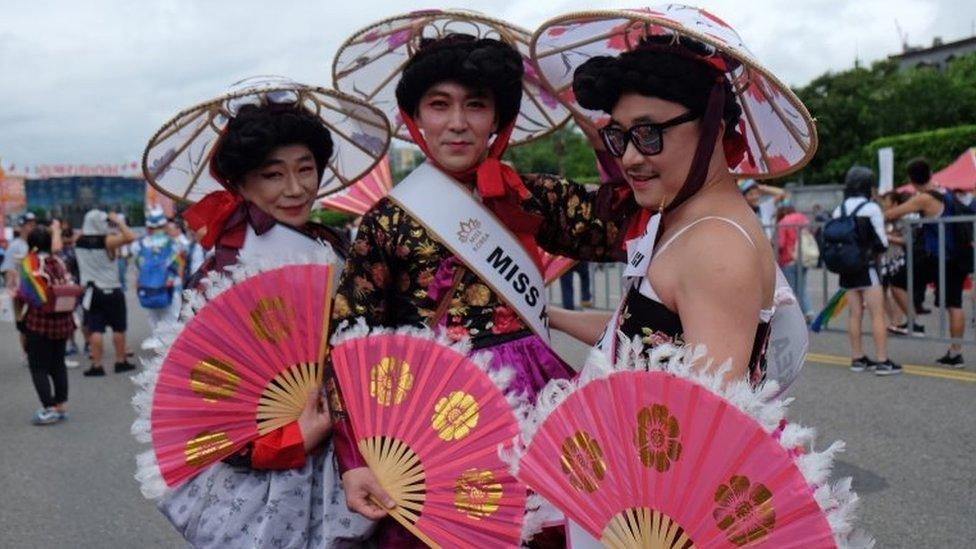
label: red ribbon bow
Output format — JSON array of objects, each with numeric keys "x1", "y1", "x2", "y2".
[{"x1": 184, "y1": 190, "x2": 243, "y2": 250}]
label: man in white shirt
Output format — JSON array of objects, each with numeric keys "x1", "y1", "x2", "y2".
[{"x1": 831, "y1": 166, "x2": 900, "y2": 376}]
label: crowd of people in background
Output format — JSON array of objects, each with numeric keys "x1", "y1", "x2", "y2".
[
  {"x1": 3, "y1": 154, "x2": 974, "y2": 426},
  {"x1": 1, "y1": 206, "x2": 202, "y2": 425},
  {"x1": 757, "y1": 157, "x2": 973, "y2": 376}
]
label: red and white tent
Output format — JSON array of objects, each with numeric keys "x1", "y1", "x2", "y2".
[
  {"x1": 896, "y1": 148, "x2": 976, "y2": 193},
  {"x1": 933, "y1": 148, "x2": 976, "y2": 191}
]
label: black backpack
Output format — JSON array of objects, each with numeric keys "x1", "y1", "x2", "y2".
[
  {"x1": 821, "y1": 201, "x2": 870, "y2": 274},
  {"x1": 941, "y1": 193, "x2": 975, "y2": 273}
]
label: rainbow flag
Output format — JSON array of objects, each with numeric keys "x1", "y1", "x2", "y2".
[
  {"x1": 173, "y1": 251, "x2": 186, "y2": 280},
  {"x1": 17, "y1": 253, "x2": 48, "y2": 307},
  {"x1": 810, "y1": 289, "x2": 848, "y2": 333}
]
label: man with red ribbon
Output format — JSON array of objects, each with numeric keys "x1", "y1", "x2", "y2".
[{"x1": 325, "y1": 32, "x2": 636, "y2": 548}]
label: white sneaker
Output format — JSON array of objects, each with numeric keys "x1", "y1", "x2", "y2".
[{"x1": 65, "y1": 358, "x2": 80, "y2": 369}]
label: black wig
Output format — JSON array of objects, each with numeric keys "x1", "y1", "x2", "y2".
[
  {"x1": 211, "y1": 103, "x2": 334, "y2": 186},
  {"x1": 395, "y1": 34, "x2": 523, "y2": 129},
  {"x1": 572, "y1": 36, "x2": 741, "y2": 138}
]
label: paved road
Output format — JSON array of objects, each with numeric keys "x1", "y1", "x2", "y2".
[{"x1": 1, "y1": 286, "x2": 974, "y2": 548}]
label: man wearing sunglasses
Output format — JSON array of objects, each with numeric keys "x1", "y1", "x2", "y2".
[{"x1": 546, "y1": 32, "x2": 804, "y2": 387}]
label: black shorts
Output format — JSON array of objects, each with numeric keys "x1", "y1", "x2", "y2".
[
  {"x1": 840, "y1": 267, "x2": 881, "y2": 290},
  {"x1": 84, "y1": 287, "x2": 127, "y2": 333},
  {"x1": 933, "y1": 265, "x2": 968, "y2": 309}
]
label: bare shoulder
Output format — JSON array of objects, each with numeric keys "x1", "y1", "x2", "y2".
[{"x1": 677, "y1": 218, "x2": 763, "y2": 274}]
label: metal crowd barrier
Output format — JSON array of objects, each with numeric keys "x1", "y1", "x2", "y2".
[{"x1": 549, "y1": 214, "x2": 976, "y2": 347}]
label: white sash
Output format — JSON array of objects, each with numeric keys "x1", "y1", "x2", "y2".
[
  {"x1": 594, "y1": 214, "x2": 661, "y2": 360},
  {"x1": 389, "y1": 161, "x2": 549, "y2": 343}
]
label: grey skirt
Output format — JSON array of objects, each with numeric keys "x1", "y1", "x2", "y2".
[{"x1": 158, "y1": 440, "x2": 376, "y2": 548}]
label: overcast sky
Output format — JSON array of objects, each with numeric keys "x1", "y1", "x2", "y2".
[{"x1": 1, "y1": 0, "x2": 974, "y2": 166}]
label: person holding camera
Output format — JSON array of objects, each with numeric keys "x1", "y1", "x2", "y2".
[{"x1": 75, "y1": 209, "x2": 137, "y2": 376}]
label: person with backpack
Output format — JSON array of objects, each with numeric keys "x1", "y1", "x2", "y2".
[
  {"x1": 132, "y1": 208, "x2": 184, "y2": 351},
  {"x1": 884, "y1": 157, "x2": 971, "y2": 368},
  {"x1": 825, "y1": 166, "x2": 901, "y2": 375},
  {"x1": 18, "y1": 223, "x2": 79, "y2": 425}
]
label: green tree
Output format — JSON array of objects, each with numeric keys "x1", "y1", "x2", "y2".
[
  {"x1": 791, "y1": 53, "x2": 976, "y2": 184},
  {"x1": 505, "y1": 123, "x2": 600, "y2": 183}
]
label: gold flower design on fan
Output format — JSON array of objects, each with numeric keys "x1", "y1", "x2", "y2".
[
  {"x1": 454, "y1": 468, "x2": 503, "y2": 519},
  {"x1": 189, "y1": 357, "x2": 240, "y2": 402},
  {"x1": 249, "y1": 296, "x2": 294, "y2": 344},
  {"x1": 560, "y1": 431, "x2": 607, "y2": 493},
  {"x1": 635, "y1": 403, "x2": 683, "y2": 472},
  {"x1": 370, "y1": 357, "x2": 413, "y2": 406},
  {"x1": 713, "y1": 475, "x2": 776, "y2": 546},
  {"x1": 432, "y1": 391, "x2": 479, "y2": 441},
  {"x1": 184, "y1": 431, "x2": 234, "y2": 467}
]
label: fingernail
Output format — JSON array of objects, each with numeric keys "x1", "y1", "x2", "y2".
[{"x1": 384, "y1": 499, "x2": 395, "y2": 508}]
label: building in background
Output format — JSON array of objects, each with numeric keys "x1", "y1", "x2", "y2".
[
  {"x1": 890, "y1": 35, "x2": 976, "y2": 71},
  {"x1": 26, "y1": 176, "x2": 145, "y2": 227}
]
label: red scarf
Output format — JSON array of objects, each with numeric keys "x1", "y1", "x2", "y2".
[
  {"x1": 183, "y1": 191, "x2": 244, "y2": 250},
  {"x1": 400, "y1": 109, "x2": 545, "y2": 272}
]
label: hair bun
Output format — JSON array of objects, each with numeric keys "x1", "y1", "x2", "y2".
[
  {"x1": 396, "y1": 34, "x2": 524, "y2": 130},
  {"x1": 572, "y1": 56, "x2": 620, "y2": 112}
]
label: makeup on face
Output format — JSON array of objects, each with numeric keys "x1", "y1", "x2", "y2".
[
  {"x1": 239, "y1": 144, "x2": 319, "y2": 227},
  {"x1": 415, "y1": 81, "x2": 497, "y2": 173}
]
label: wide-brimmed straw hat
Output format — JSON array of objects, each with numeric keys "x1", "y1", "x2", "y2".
[
  {"x1": 530, "y1": 5, "x2": 817, "y2": 179},
  {"x1": 142, "y1": 76, "x2": 391, "y2": 203},
  {"x1": 332, "y1": 9, "x2": 570, "y2": 146}
]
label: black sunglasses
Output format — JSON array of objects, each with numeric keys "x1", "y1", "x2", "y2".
[{"x1": 599, "y1": 111, "x2": 699, "y2": 158}]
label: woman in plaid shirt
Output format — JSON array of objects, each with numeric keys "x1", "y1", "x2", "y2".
[{"x1": 20, "y1": 222, "x2": 76, "y2": 425}]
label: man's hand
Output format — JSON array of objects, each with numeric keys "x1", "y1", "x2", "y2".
[
  {"x1": 297, "y1": 386, "x2": 332, "y2": 453},
  {"x1": 342, "y1": 467, "x2": 395, "y2": 520}
]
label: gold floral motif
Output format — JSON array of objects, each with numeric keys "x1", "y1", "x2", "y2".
[
  {"x1": 454, "y1": 469, "x2": 503, "y2": 519},
  {"x1": 579, "y1": 201, "x2": 592, "y2": 220},
  {"x1": 566, "y1": 194, "x2": 580, "y2": 217},
  {"x1": 189, "y1": 357, "x2": 241, "y2": 402},
  {"x1": 432, "y1": 391, "x2": 479, "y2": 441},
  {"x1": 370, "y1": 357, "x2": 413, "y2": 406},
  {"x1": 713, "y1": 475, "x2": 776, "y2": 546},
  {"x1": 326, "y1": 377, "x2": 345, "y2": 413},
  {"x1": 416, "y1": 241, "x2": 439, "y2": 258},
  {"x1": 184, "y1": 431, "x2": 234, "y2": 467},
  {"x1": 249, "y1": 296, "x2": 294, "y2": 344},
  {"x1": 463, "y1": 284, "x2": 491, "y2": 307},
  {"x1": 560, "y1": 431, "x2": 607, "y2": 493},
  {"x1": 333, "y1": 294, "x2": 351, "y2": 320},
  {"x1": 635, "y1": 404, "x2": 683, "y2": 472}
]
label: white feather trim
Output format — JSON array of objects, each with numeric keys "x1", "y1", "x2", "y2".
[
  {"x1": 521, "y1": 493, "x2": 563, "y2": 542},
  {"x1": 129, "y1": 252, "x2": 340, "y2": 500},
  {"x1": 515, "y1": 339, "x2": 873, "y2": 547},
  {"x1": 326, "y1": 318, "x2": 525, "y2": 398},
  {"x1": 134, "y1": 449, "x2": 168, "y2": 500}
]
